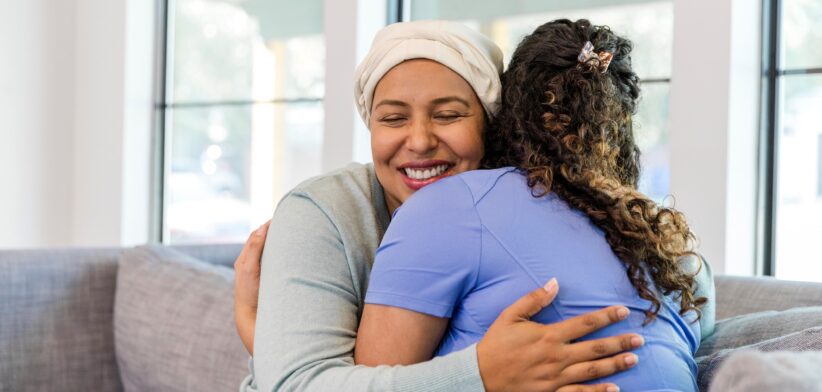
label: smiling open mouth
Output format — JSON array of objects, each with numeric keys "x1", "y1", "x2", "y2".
[
  {"x1": 398, "y1": 161, "x2": 455, "y2": 190},
  {"x1": 403, "y1": 164, "x2": 450, "y2": 181}
]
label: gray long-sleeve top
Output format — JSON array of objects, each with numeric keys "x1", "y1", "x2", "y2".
[
  {"x1": 239, "y1": 162, "x2": 715, "y2": 391},
  {"x1": 240, "y1": 163, "x2": 486, "y2": 392}
]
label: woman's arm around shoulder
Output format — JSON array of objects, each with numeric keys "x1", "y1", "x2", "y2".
[{"x1": 247, "y1": 192, "x2": 485, "y2": 392}]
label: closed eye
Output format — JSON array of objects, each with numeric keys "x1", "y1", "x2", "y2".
[
  {"x1": 434, "y1": 112, "x2": 467, "y2": 123},
  {"x1": 379, "y1": 116, "x2": 407, "y2": 126}
]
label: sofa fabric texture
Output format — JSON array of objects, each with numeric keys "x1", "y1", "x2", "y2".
[
  {"x1": 114, "y1": 245, "x2": 248, "y2": 392},
  {"x1": 0, "y1": 248, "x2": 123, "y2": 392},
  {"x1": 714, "y1": 275, "x2": 822, "y2": 320},
  {"x1": 698, "y1": 306, "x2": 822, "y2": 355},
  {"x1": 706, "y1": 330, "x2": 822, "y2": 391},
  {"x1": 2, "y1": 243, "x2": 822, "y2": 392}
]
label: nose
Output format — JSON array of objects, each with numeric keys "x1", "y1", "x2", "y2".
[{"x1": 405, "y1": 118, "x2": 438, "y2": 154}]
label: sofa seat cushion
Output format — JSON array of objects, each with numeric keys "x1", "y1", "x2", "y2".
[{"x1": 114, "y1": 245, "x2": 248, "y2": 392}]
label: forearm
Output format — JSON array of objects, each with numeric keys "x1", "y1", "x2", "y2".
[
  {"x1": 235, "y1": 306, "x2": 256, "y2": 356},
  {"x1": 254, "y1": 345, "x2": 483, "y2": 392}
]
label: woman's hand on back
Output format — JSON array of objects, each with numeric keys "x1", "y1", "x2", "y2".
[
  {"x1": 232, "y1": 222, "x2": 640, "y2": 389},
  {"x1": 477, "y1": 279, "x2": 642, "y2": 392},
  {"x1": 233, "y1": 220, "x2": 270, "y2": 355}
]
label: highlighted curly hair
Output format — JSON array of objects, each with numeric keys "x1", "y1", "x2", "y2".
[{"x1": 484, "y1": 19, "x2": 705, "y2": 322}]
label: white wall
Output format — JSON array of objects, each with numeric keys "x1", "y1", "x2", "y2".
[
  {"x1": 72, "y1": 0, "x2": 128, "y2": 246},
  {"x1": 670, "y1": 0, "x2": 760, "y2": 275},
  {"x1": 72, "y1": 0, "x2": 154, "y2": 247},
  {"x1": 0, "y1": 0, "x2": 76, "y2": 248},
  {"x1": 0, "y1": 0, "x2": 154, "y2": 249}
]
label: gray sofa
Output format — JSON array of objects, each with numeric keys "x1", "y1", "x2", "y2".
[{"x1": 1, "y1": 244, "x2": 821, "y2": 392}]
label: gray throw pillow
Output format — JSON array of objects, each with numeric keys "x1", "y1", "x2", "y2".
[
  {"x1": 709, "y1": 350, "x2": 822, "y2": 392},
  {"x1": 114, "y1": 245, "x2": 249, "y2": 392},
  {"x1": 697, "y1": 327, "x2": 822, "y2": 391}
]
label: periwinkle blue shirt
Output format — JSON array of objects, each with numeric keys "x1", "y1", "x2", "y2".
[{"x1": 366, "y1": 167, "x2": 700, "y2": 392}]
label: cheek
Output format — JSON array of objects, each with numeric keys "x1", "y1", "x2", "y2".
[
  {"x1": 448, "y1": 124, "x2": 485, "y2": 166},
  {"x1": 370, "y1": 127, "x2": 408, "y2": 172},
  {"x1": 370, "y1": 128, "x2": 394, "y2": 164}
]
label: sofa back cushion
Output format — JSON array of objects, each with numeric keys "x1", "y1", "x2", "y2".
[
  {"x1": 714, "y1": 275, "x2": 822, "y2": 320},
  {"x1": 0, "y1": 248, "x2": 123, "y2": 392},
  {"x1": 114, "y1": 245, "x2": 248, "y2": 392}
]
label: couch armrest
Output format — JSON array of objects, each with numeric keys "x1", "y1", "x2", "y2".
[
  {"x1": 715, "y1": 275, "x2": 822, "y2": 320},
  {"x1": 0, "y1": 248, "x2": 124, "y2": 391}
]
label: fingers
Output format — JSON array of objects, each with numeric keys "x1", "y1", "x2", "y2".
[
  {"x1": 552, "y1": 306, "x2": 631, "y2": 341},
  {"x1": 560, "y1": 353, "x2": 638, "y2": 385},
  {"x1": 565, "y1": 334, "x2": 644, "y2": 363},
  {"x1": 556, "y1": 383, "x2": 621, "y2": 392},
  {"x1": 234, "y1": 220, "x2": 271, "y2": 272},
  {"x1": 244, "y1": 221, "x2": 270, "y2": 272},
  {"x1": 498, "y1": 278, "x2": 559, "y2": 322}
]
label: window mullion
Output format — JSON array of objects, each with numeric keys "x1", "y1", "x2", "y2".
[{"x1": 756, "y1": 0, "x2": 781, "y2": 276}]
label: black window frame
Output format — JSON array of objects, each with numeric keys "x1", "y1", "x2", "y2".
[
  {"x1": 758, "y1": 0, "x2": 822, "y2": 276},
  {"x1": 150, "y1": 0, "x2": 170, "y2": 243},
  {"x1": 151, "y1": 0, "x2": 328, "y2": 244}
]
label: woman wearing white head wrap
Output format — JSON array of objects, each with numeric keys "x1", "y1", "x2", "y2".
[
  {"x1": 354, "y1": 20, "x2": 503, "y2": 126},
  {"x1": 236, "y1": 20, "x2": 634, "y2": 392}
]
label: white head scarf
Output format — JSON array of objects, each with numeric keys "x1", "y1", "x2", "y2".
[{"x1": 354, "y1": 20, "x2": 504, "y2": 128}]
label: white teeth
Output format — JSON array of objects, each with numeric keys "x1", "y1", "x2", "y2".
[{"x1": 404, "y1": 164, "x2": 449, "y2": 180}]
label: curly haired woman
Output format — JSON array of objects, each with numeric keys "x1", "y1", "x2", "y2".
[{"x1": 354, "y1": 19, "x2": 713, "y2": 392}]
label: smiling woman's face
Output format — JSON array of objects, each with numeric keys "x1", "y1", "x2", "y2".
[{"x1": 370, "y1": 59, "x2": 485, "y2": 214}]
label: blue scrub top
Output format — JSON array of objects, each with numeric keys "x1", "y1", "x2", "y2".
[{"x1": 366, "y1": 167, "x2": 700, "y2": 392}]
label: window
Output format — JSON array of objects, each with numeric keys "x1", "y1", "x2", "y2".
[
  {"x1": 159, "y1": 0, "x2": 325, "y2": 243},
  {"x1": 818, "y1": 134, "x2": 822, "y2": 197},
  {"x1": 398, "y1": 0, "x2": 675, "y2": 201},
  {"x1": 765, "y1": 0, "x2": 822, "y2": 281}
]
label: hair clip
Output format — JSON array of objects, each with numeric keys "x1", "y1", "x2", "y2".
[
  {"x1": 597, "y1": 52, "x2": 613, "y2": 72},
  {"x1": 577, "y1": 41, "x2": 613, "y2": 73},
  {"x1": 577, "y1": 41, "x2": 596, "y2": 63}
]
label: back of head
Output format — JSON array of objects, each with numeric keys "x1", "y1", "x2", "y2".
[
  {"x1": 486, "y1": 19, "x2": 705, "y2": 322},
  {"x1": 486, "y1": 19, "x2": 641, "y2": 185}
]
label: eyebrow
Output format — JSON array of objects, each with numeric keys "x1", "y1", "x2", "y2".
[
  {"x1": 373, "y1": 99, "x2": 409, "y2": 110},
  {"x1": 373, "y1": 96, "x2": 472, "y2": 110},
  {"x1": 430, "y1": 96, "x2": 471, "y2": 107}
]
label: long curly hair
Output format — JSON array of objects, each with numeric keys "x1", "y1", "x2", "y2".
[{"x1": 484, "y1": 19, "x2": 705, "y2": 322}]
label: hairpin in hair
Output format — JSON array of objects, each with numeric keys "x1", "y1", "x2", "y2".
[
  {"x1": 577, "y1": 41, "x2": 595, "y2": 63},
  {"x1": 577, "y1": 41, "x2": 613, "y2": 73}
]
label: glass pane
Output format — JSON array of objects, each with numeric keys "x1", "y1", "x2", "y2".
[
  {"x1": 635, "y1": 83, "x2": 671, "y2": 201},
  {"x1": 409, "y1": 0, "x2": 673, "y2": 80},
  {"x1": 780, "y1": 0, "x2": 822, "y2": 70},
  {"x1": 774, "y1": 74, "x2": 822, "y2": 281},
  {"x1": 169, "y1": 0, "x2": 324, "y2": 103},
  {"x1": 165, "y1": 101, "x2": 324, "y2": 244}
]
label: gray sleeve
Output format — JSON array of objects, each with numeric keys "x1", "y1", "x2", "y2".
[
  {"x1": 688, "y1": 253, "x2": 716, "y2": 340},
  {"x1": 244, "y1": 194, "x2": 485, "y2": 392}
]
